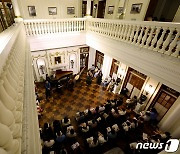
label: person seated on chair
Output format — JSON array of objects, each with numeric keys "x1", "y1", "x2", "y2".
[
  {"x1": 122, "y1": 121, "x2": 131, "y2": 132},
  {"x1": 107, "y1": 129, "x2": 117, "y2": 139},
  {"x1": 112, "y1": 124, "x2": 120, "y2": 132},
  {"x1": 118, "y1": 108, "x2": 126, "y2": 116},
  {"x1": 62, "y1": 117, "x2": 71, "y2": 127},
  {"x1": 44, "y1": 137, "x2": 55, "y2": 148},
  {"x1": 56, "y1": 131, "x2": 66, "y2": 143},
  {"x1": 66, "y1": 126, "x2": 77, "y2": 138},
  {"x1": 79, "y1": 122, "x2": 89, "y2": 133},
  {"x1": 88, "y1": 136, "x2": 99, "y2": 148},
  {"x1": 112, "y1": 108, "x2": 120, "y2": 118},
  {"x1": 102, "y1": 76, "x2": 111, "y2": 87},
  {"x1": 89, "y1": 119, "x2": 97, "y2": 128},
  {"x1": 98, "y1": 132, "x2": 108, "y2": 145},
  {"x1": 75, "y1": 112, "x2": 85, "y2": 122},
  {"x1": 130, "y1": 118, "x2": 138, "y2": 129},
  {"x1": 99, "y1": 105, "x2": 105, "y2": 112}
]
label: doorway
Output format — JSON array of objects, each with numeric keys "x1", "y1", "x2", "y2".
[
  {"x1": 97, "y1": 0, "x2": 106, "y2": 18},
  {"x1": 110, "y1": 58, "x2": 119, "y2": 78},
  {"x1": 80, "y1": 47, "x2": 89, "y2": 70},
  {"x1": 123, "y1": 68, "x2": 147, "y2": 98},
  {"x1": 149, "y1": 85, "x2": 179, "y2": 121},
  {"x1": 95, "y1": 50, "x2": 104, "y2": 69}
]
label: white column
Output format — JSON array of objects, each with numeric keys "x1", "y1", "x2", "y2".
[
  {"x1": 102, "y1": 54, "x2": 112, "y2": 80},
  {"x1": 86, "y1": 0, "x2": 92, "y2": 16},
  {"x1": 88, "y1": 47, "x2": 96, "y2": 69},
  {"x1": 11, "y1": 0, "x2": 23, "y2": 22}
]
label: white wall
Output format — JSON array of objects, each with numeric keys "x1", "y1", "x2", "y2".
[
  {"x1": 104, "y1": 0, "x2": 150, "y2": 20},
  {"x1": 31, "y1": 46, "x2": 87, "y2": 81},
  {"x1": 124, "y1": 0, "x2": 150, "y2": 21},
  {"x1": 88, "y1": 47, "x2": 96, "y2": 69},
  {"x1": 28, "y1": 32, "x2": 86, "y2": 51},
  {"x1": 17, "y1": 0, "x2": 82, "y2": 19},
  {"x1": 102, "y1": 54, "x2": 112, "y2": 80},
  {"x1": 104, "y1": 0, "x2": 119, "y2": 19},
  {"x1": 173, "y1": 5, "x2": 180, "y2": 22}
]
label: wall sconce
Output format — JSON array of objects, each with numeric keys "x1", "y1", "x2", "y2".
[
  {"x1": 145, "y1": 84, "x2": 152, "y2": 95},
  {"x1": 119, "y1": 69, "x2": 124, "y2": 78},
  {"x1": 70, "y1": 60, "x2": 74, "y2": 69}
]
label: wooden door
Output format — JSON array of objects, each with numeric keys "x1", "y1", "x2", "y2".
[
  {"x1": 97, "y1": 0, "x2": 106, "y2": 18},
  {"x1": 110, "y1": 59, "x2": 119, "y2": 77},
  {"x1": 95, "y1": 50, "x2": 104, "y2": 69},
  {"x1": 150, "y1": 85, "x2": 179, "y2": 121},
  {"x1": 123, "y1": 68, "x2": 146, "y2": 98},
  {"x1": 80, "y1": 47, "x2": 89, "y2": 70}
]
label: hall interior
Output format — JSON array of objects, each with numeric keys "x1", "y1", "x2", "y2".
[{"x1": 0, "y1": 0, "x2": 180, "y2": 154}]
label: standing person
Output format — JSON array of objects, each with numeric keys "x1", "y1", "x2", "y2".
[
  {"x1": 96, "y1": 71, "x2": 102, "y2": 85},
  {"x1": 45, "y1": 80, "x2": 51, "y2": 99}
]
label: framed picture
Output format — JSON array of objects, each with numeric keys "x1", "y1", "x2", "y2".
[
  {"x1": 28, "y1": 6, "x2": 36, "y2": 16},
  {"x1": 55, "y1": 56, "x2": 61, "y2": 64},
  {"x1": 67, "y1": 7, "x2": 75, "y2": 14},
  {"x1": 108, "y1": 6, "x2": 114, "y2": 14},
  {"x1": 48, "y1": 7, "x2": 57, "y2": 15},
  {"x1": 130, "y1": 3, "x2": 143, "y2": 14},
  {"x1": 118, "y1": 7, "x2": 124, "y2": 14}
]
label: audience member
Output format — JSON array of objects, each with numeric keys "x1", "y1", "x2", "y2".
[
  {"x1": 56, "y1": 131, "x2": 66, "y2": 143},
  {"x1": 44, "y1": 138, "x2": 55, "y2": 148},
  {"x1": 66, "y1": 126, "x2": 77, "y2": 138}
]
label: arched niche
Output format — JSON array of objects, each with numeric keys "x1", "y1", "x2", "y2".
[
  {"x1": 36, "y1": 58, "x2": 47, "y2": 79},
  {"x1": 69, "y1": 53, "x2": 76, "y2": 69}
]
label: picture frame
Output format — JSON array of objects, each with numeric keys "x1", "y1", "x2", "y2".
[
  {"x1": 48, "y1": 7, "x2": 57, "y2": 15},
  {"x1": 28, "y1": 6, "x2": 36, "y2": 16},
  {"x1": 67, "y1": 7, "x2": 75, "y2": 14},
  {"x1": 108, "y1": 6, "x2": 114, "y2": 14},
  {"x1": 130, "y1": 3, "x2": 143, "y2": 14},
  {"x1": 55, "y1": 56, "x2": 61, "y2": 64},
  {"x1": 118, "y1": 7, "x2": 124, "y2": 14}
]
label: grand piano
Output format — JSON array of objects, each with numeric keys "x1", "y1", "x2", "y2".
[{"x1": 50, "y1": 69, "x2": 73, "y2": 87}]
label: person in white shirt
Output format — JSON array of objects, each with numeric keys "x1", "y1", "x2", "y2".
[
  {"x1": 66, "y1": 127, "x2": 77, "y2": 138},
  {"x1": 80, "y1": 122, "x2": 89, "y2": 133},
  {"x1": 99, "y1": 105, "x2": 105, "y2": 112},
  {"x1": 44, "y1": 139, "x2": 55, "y2": 148},
  {"x1": 118, "y1": 108, "x2": 126, "y2": 115},
  {"x1": 62, "y1": 117, "x2": 71, "y2": 127},
  {"x1": 98, "y1": 132, "x2": 108, "y2": 145},
  {"x1": 89, "y1": 137, "x2": 99, "y2": 148}
]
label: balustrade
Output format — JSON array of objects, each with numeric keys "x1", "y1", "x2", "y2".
[
  {"x1": 86, "y1": 19, "x2": 180, "y2": 58},
  {"x1": 24, "y1": 18, "x2": 86, "y2": 36},
  {"x1": 23, "y1": 18, "x2": 179, "y2": 59}
]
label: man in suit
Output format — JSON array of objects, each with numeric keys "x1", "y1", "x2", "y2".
[{"x1": 45, "y1": 80, "x2": 51, "y2": 99}]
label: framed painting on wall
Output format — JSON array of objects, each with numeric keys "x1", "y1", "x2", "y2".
[
  {"x1": 28, "y1": 6, "x2": 36, "y2": 16},
  {"x1": 55, "y1": 56, "x2": 61, "y2": 64},
  {"x1": 108, "y1": 6, "x2": 114, "y2": 14},
  {"x1": 130, "y1": 3, "x2": 143, "y2": 14},
  {"x1": 118, "y1": 7, "x2": 124, "y2": 14},
  {"x1": 48, "y1": 7, "x2": 57, "y2": 15},
  {"x1": 67, "y1": 7, "x2": 75, "y2": 14}
]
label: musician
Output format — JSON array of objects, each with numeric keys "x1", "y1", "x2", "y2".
[
  {"x1": 68, "y1": 78, "x2": 74, "y2": 91},
  {"x1": 45, "y1": 80, "x2": 51, "y2": 99}
]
